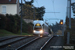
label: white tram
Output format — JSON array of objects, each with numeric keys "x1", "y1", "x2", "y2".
[
  {"x1": 33, "y1": 20, "x2": 53, "y2": 37},
  {"x1": 33, "y1": 20, "x2": 44, "y2": 37}
]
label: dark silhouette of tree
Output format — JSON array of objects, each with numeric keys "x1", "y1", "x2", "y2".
[
  {"x1": 65, "y1": 17, "x2": 75, "y2": 44},
  {"x1": 22, "y1": 4, "x2": 34, "y2": 19},
  {"x1": 24, "y1": 0, "x2": 33, "y2": 5},
  {"x1": 22, "y1": 5, "x2": 45, "y2": 20},
  {"x1": 35, "y1": 6, "x2": 45, "y2": 20},
  {"x1": 50, "y1": 22, "x2": 62, "y2": 33}
]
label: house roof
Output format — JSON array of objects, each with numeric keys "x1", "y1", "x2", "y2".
[{"x1": 0, "y1": 0, "x2": 17, "y2": 4}]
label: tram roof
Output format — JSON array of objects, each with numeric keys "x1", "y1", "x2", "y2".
[{"x1": 33, "y1": 20, "x2": 44, "y2": 25}]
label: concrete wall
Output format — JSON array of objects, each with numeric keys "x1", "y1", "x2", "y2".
[
  {"x1": 0, "y1": 4, "x2": 17, "y2": 15},
  {"x1": 23, "y1": 19, "x2": 33, "y2": 23}
]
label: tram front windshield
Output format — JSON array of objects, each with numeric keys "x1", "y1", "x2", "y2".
[{"x1": 34, "y1": 27, "x2": 42, "y2": 31}]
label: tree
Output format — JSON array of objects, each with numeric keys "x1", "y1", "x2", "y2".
[
  {"x1": 0, "y1": 14, "x2": 6, "y2": 29},
  {"x1": 35, "y1": 6, "x2": 45, "y2": 20},
  {"x1": 5, "y1": 14, "x2": 21, "y2": 33},
  {"x1": 65, "y1": 17, "x2": 75, "y2": 44},
  {"x1": 21, "y1": 0, "x2": 45, "y2": 20},
  {"x1": 22, "y1": 4, "x2": 45, "y2": 20},
  {"x1": 24, "y1": 0, "x2": 33, "y2": 5},
  {"x1": 22, "y1": 4, "x2": 34, "y2": 19},
  {"x1": 50, "y1": 22, "x2": 62, "y2": 33}
]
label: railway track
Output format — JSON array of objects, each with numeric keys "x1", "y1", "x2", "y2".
[
  {"x1": 40, "y1": 36, "x2": 53, "y2": 50},
  {"x1": 15, "y1": 36, "x2": 53, "y2": 50},
  {"x1": 0, "y1": 36, "x2": 54, "y2": 50},
  {"x1": 0, "y1": 36, "x2": 28, "y2": 48},
  {"x1": 0, "y1": 36, "x2": 24, "y2": 42},
  {"x1": 43, "y1": 36, "x2": 64, "y2": 50},
  {"x1": 0, "y1": 36, "x2": 38, "y2": 50},
  {"x1": 15, "y1": 37, "x2": 40, "y2": 50}
]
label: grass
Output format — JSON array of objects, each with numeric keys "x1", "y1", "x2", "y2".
[{"x1": 0, "y1": 29, "x2": 33, "y2": 37}]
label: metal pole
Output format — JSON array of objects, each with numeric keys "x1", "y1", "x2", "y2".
[
  {"x1": 33, "y1": 7, "x2": 35, "y2": 20},
  {"x1": 21, "y1": 0, "x2": 22, "y2": 35},
  {"x1": 67, "y1": 0, "x2": 71, "y2": 44},
  {"x1": 69, "y1": 0, "x2": 71, "y2": 29},
  {"x1": 62, "y1": 25, "x2": 64, "y2": 36},
  {"x1": 67, "y1": 0, "x2": 69, "y2": 18}
]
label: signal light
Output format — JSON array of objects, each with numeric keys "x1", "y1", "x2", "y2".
[
  {"x1": 60, "y1": 20, "x2": 63, "y2": 25},
  {"x1": 60, "y1": 22, "x2": 63, "y2": 25}
]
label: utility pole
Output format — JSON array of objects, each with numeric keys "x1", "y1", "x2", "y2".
[
  {"x1": 21, "y1": 0, "x2": 22, "y2": 35},
  {"x1": 60, "y1": 20, "x2": 64, "y2": 36},
  {"x1": 67, "y1": 0, "x2": 71, "y2": 44},
  {"x1": 71, "y1": 2, "x2": 75, "y2": 16},
  {"x1": 33, "y1": 7, "x2": 35, "y2": 20}
]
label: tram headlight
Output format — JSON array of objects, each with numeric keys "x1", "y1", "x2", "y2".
[
  {"x1": 40, "y1": 30, "x2": 43, "y2": 33},
  {"x1": 33, "y1": 30, "x2": 35, "y2": 33}
]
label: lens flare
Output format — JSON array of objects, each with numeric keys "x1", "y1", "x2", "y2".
[
  {"x1": 40, "y1": 30, "x2": 43, "y2": 33},
  {"x1": 33, "y1": 30, "x2": 35, "y2": 33}
]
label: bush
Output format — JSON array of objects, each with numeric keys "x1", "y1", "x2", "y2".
[
  {"x1": 22, "y1": 21, "x2": 33, "y2": 34},
  {"x1": 0, "y1": 14, "x2": 6, "y2": 29},
  {"x1": 27, "y1": 22, "x2": 33, "y2": 33},
  {"x1": 0, "y1": 14, "x2": 33, "y2": 34}
]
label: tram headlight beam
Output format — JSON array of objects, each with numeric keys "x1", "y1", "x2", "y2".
[
  {"x1": 40, "y1": 30, "x2": 43, "y2": 33},
  {"x1": 33, "y1": 30, "x2": 36, "y2": 33}
]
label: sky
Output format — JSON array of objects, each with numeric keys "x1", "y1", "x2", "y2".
[{"x1": 19, "y1": 0, "x2": 75, "y2": 25}]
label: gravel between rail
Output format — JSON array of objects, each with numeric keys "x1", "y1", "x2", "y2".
[
  {"x1": 0, "y1": 37, "x2": 26, "y2": 47},
  {"x1": 0, "y1": 36, "x2": 56, "y2": 50},
  {"x1": 20, "y1": 36, "x2": 52, "y2": 50},
  {"x1": 0, "y1": 36, "x2": 23, "y2": 42},
  {"x1": 0, "y1": 36, "x2": 37, "y2": 50}
]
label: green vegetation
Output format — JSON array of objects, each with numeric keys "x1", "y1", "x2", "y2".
[
  {"x1": 0, "y1": 0, "x2": 45, "y2": 37},
  {"x1": 50, "y1": 22, "x2": 62, "y2": 33},
  {"x1": 0, "y1": 29, "x2": 33, "y2": 37},
  {"x1": 22, "y1": 0, "x2": 45, "y2": 20},
  {"x1": 0, "y1": 14, "x2": 33, "y2": 37}
]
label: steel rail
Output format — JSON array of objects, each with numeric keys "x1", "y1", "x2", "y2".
[
  {"x1": 15, "y1": 37, "x2": 40, "y2": 50},
  {"x1": 40, "y1": 36, "x2": 53, "y2": 50},
  {"x1": 0, "y1": 36, "x2": 23, "y2": 42},
  {"x1": 0, "y1": 36, "x2": 28, "y2": 48}
]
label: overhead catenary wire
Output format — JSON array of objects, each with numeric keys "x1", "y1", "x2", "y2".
[
  {"x1": 45, "y1": 11, "x2": 60, "y2": 13},
  {"x1": 51, "y1": 0, "x2": 57, "y2": 17},
  {"x1": 35, "y1": 0, "x2": 39, "y2": 7}
]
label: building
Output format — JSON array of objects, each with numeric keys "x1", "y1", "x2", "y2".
[{"x1": 0, "y1": 0, "x2": 20, "y2": 15}]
